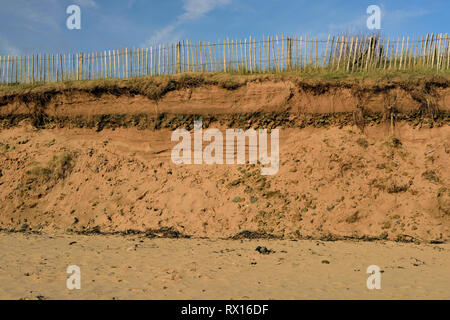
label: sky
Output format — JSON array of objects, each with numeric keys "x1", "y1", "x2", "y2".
[{"x1": 0, "y1": 0, "x2": 448, "y2": 55}]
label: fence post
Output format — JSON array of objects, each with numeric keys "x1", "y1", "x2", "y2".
[
  {"x1": 287, "y1": 37, "x2": 292, "y2": 70},
  {"x1": 438, "y1": 34, "x2": 444, "y2": 70},
  {"x1": 166, "y1": 43, "x2": 171, "y2": 74},
  {"x1": 194, "y1": 43, "x2": 197, "y2": 72},
  {"x1": 393, "y1": 38, "x2": 399, "y2": 70},
  {"x1": 113, "y1": 50, "x2": 116, "y2": 78},
  {"x1": 59, "y1": 54, "x2": 63, "y2": 81},
  {"x1": 430, "y1": 34, "x2": 436, "y2": 68},
  {"x1": 37, "y1": 54, "x2": 40, "y2": 82},
  {"x1": 281, "y1": 34, "x2": 284, "y2": 72},
  {"x1": 214, "y1": 40, "x2": 218, "y2": 72},
  {"x1": 331, "y1": 36, "x2": 338, "y2": 69},
  {"x1": 399, "y1": 37, "x2": 405, "y2": 70},
  {"x1": 294, "y1": 36, "x2": 298, "y2": 70},
  {"x1": 323, "y1": 35, "x2": 330, "y2": 67},
  {"x1": 74, "y1": 53, "x2": 77, "y2": 81},
  {"x1": 181, "y1": 41, "x2": 185, "y2": 73},
  {"x1": 77, "y1": 52, "x2": 82, "y2": 80},
  {"x1": 276, "y1": 35, "x2": 279, "y2": 71},
  {"x1": 315, "y1": 37, "x2": 318, "y2": 69},
  {"x1": 48, "y1": 54, "x2": 51, "y2": 82},
  {"x1": 249, "y1": 36, "x2": 253, "y2": 73},
  {"x1": 271, "y1": 36, "x2": 276, "y2": 72},
  {"x1": 259, "y1": 38, "x2": 262, "y2": 72},
  {"x1": 124, "y1": 48, "x2": 128, "y2": 78},
  {"x1": 197, "y1": 42, "x2": 202, "y2": 72},
  {"x1": 88, "y1": 53, "x2": 92, "y2": 80},
  {"x1": 18, "y1": 56, "x2": 22, "y2": 83},
  {"x1": 223, "y1": 39, "x2": 227, "y2": 72},
  {"x1": 407, "y1": 37, "x2": 413, "y2": 69},
  {"x1": 57, "y1": 54, "x2": 60, "y2": 82},
  {"x1": 413, "y1": 37, "x2": 418, "y2": 69},
  {"x1": 30, "y1": 54, "x2": 34, "y2": 83},
  {"x1": 352, "y1": 37, "x2": 359, "y2": 72},
  {"x1": 186, "y1": 40, "x2": 190, "y2": 72},
  {"x1": 447, "y1": 34, "x2": 450, "y2": 69},
  {"x1": 204, "y1": 41, "x2": 208, "y2": 72},
  {"x1": 6, "y1": 55, "x2": 9, "y2": 85},
  {"x1": 441, "y1": 34, "x2": 447, "y2": 70},
  {"x1": 208, "y1": 42, "x2": 213, "y2": 72},
  {"x1": 337, "y1": 36, "x2": 344, "y2": 71},
  {"x1": 167, "y1": 43, "x2": 170, "y2": 74},
  {"x1": 435, "y1": 34, "x2": 440, "y2": 70},
  {"x1": 407, "y1": 37, "x2": 412, "y2": 69},
  {"x1": 347, "y1": 37, "x2": 354, "y2": 72},
  {"x1": 426, "y1": 34, "x2": 433, "y2": 67},
  {"x1": 176, "y1": 42, "x2": 180, "y2": 73},
  {"x1": 190, "y1": 41, "x2": 194, "y2": 72},
  {"x1": 10, "y1": 56, "x2": 14, "y2": 84},
  {"x1": 231, "y1": 39, "x2": 235, "y2": 71},
  {"x1": 244, "y1": 38, "x2": 248, "y2": 72},
  {"x1": 253, "y1": 37, "x2": 256, "y2": 72},
  {"x1": 11, "y1": 56, "x2": 14, "y2": 84},
  {"x1": 423, "y1": 34, "x2": 429, "y2": 67}
]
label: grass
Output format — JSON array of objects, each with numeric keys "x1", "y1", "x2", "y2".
[
  {"x1": 1, "y1": 68, "x2": 450, "y2": 96},
  {"x1": 26, "y1": 152, "x2": 75, "y2": 185}
]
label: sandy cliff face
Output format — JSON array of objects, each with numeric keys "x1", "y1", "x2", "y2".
[
  {"x1": 0, "y1": 75, "x2": 449, "y2": 241},
  {"x1": 1, "y1": 124, "x2": 448, "y2": 241}
]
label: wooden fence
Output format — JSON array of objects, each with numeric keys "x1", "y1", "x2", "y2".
[{"x1": 1, "y1": 33, "x2": 449, "y2": 85}]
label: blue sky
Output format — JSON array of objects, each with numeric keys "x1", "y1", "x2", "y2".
[{"x1": 0, "y1": 0, "x2": 448, "y2": 55}]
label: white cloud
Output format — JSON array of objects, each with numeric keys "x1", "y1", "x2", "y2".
[
  {"x1": 144, "y1": 0, "x2": 231, "y2": 46},
  {"x1": 73, "y1": 0, "x2": 98, "y2": 8},
  {"x1": 147, "y1": 25, "x2": 183, "y2": 45},
  {"x1": 127, "y1": 0, "x2": 137, "y2": 8},
  {"x1": 180, "y1": 0, "x2": 230, "y2": 21}
]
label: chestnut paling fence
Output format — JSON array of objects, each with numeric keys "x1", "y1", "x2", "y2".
[{"x1": 1, "y1": 33, "x2": 450, "y2": 85}]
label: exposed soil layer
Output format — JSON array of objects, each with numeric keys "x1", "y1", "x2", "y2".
[
  {"x1": 1, "y1": 74, "x2": 450, "y2": 129},
  {"x1": 0, "y1": 75, "x2": 449, "y2": 242}
]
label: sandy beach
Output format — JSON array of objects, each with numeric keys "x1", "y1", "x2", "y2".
[{"x1": 1, "y1": 232, "x2": 449, "y2": 300}]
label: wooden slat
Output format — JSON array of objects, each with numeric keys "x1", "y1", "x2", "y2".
[{"x1": 323, "y1": 34, "x2": 330, "y2": 67}]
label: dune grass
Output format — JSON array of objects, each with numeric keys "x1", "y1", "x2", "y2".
[{"x1": 1, "y1": 68, "x2": 449, "y2": 98}]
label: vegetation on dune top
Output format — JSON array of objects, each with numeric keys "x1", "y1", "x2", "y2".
[{"x1": 0, "y1": 69, "x2": 449, "y2": 99}]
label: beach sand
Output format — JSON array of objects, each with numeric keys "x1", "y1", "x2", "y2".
[{"x1": 1, "y1": 232, "x2": 449, "y2": 300}]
